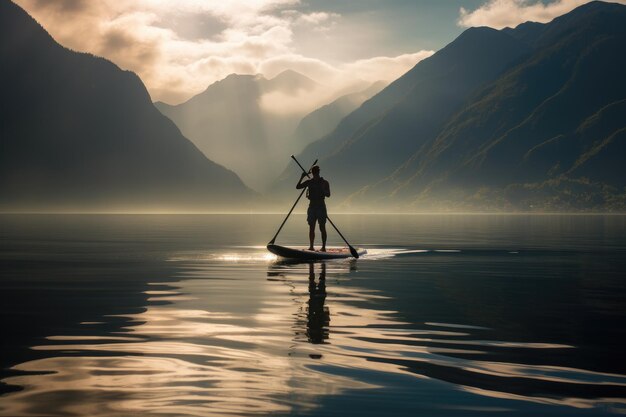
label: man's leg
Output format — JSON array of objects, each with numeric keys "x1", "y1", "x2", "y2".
[
  {"x1": 308, "y1": 222, "x2": 316, "y2": 250},
  {"x1": 307, "y1": 206, "x2": 315, "y2": 250},
  {"x1": 319, "y1": 206, "x2": 328, "y2": 251}
]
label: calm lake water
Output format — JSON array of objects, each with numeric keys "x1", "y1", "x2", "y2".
[{"x1": 1, "y1": 214, "x2": 626, "y2": 416}]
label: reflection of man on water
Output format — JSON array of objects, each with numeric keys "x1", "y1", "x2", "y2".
[
  {"x1": 296, "y1": 165, "x2": 331, "y2": 252},
  {"x1": 307, "y1": 262, "x2": 329, "y2": 344}
]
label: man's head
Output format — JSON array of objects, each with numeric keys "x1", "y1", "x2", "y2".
[{"x1": 311, "y1": 165, "x2": 320, "y2": 177}]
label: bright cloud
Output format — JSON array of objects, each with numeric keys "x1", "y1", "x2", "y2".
[
  {"x1": 458, "y1": 0, "x2": 626, "y2": 29},
  {"x1": 15, "y1": 0, "x2": 431, "y2": 104},
  {"x1": 343, "y1": 51, "x2": 435, "y2": 85}
]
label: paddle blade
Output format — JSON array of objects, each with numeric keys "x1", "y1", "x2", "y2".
[{"x1": 349, "y1": 245, "x2": 360, "y2": 259}]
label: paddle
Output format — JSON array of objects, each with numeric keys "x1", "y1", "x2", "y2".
[
  {"x1": 267, "y1": 158, "x2": 318, "y2": 246},
  {"x1": 291, "y1": 155, "x2": 360, "y2": 259}
]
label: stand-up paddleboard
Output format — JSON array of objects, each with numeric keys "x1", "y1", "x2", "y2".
[{"x1": 267, "y1": 244, "x2": 366, "y2": 260}]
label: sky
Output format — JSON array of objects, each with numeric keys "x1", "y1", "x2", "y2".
[{"x1": 14, "y1": 0, "x2": 625, "y2": 104}]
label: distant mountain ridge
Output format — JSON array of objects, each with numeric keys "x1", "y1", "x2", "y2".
[
  {"x1": 274, "y1": 26, "x2": 531, "y2": 197},
  {"x1": 293, "y1": 81, "x2": 387, "y2": 148},
  {"x1": 156, "y1": 70, "x2": 321, "y2": 191},
  {"x1": 0, "y1": 1, "x2": 253, "y2": 211},
  {"x1": 276, "y1": 1, "x2": 626, "y2": 211},
  {"x1": 4, "y1": 0, "x2": 624, "y2": 212}
]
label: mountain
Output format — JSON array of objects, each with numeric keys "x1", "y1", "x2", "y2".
[
  {"x1": 273, "y1": 1, "x2": 626, "y2": 212},
  {"x1": 264, "y1": 69, "x2": 318, "y2": 92},
  {"x1": 293, "y1": 81, "x2": 387, "y2": 148},
  {"x1": 273, "y1": 26, "x2": 531, "y2": 199},
  {"x1": 349, "y1": 1, "x2": 626, "y2": 211},
  {"x1": 156, "y1": 70, "x2": 320, "y2": 191},
  {"x1": 0, "y1": 1, "x2": 253, "y2": 212}
]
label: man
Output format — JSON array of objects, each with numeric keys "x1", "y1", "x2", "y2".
[{"x1": 296, "y1": 165, "x2": 330, "y2": 251}]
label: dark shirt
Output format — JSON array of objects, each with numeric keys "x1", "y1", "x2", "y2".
[{"x1": 298, "y1": 177, "x2": 330, "y2": 206}]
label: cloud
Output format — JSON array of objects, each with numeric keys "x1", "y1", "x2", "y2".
[
  {"x1": 257, "y1": 51, "x2": 433, "y2": 116},
  {"x1": 342, "y1": 51, "x2": 435, "y2": 84},
  {"x1": 15, "y1": 0, "x2": 433, "y2": 104},
  {"x1": 458, "y1": 0, "x2": 626, "y2": 29},
  {"x1": 295, "y1": 11, "x2": 338, "y2": 25},
  {"x1": 259, "y1": 50, "x2": 432, "y2": 95}
]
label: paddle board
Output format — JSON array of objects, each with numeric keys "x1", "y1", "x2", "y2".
[{"x1": 267, "y1": 244, "x2": 366, "y2": 260}]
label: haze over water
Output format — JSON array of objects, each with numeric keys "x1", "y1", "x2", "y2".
[{"x1": 1, "y1": 214, "x2": 626, "y2": 416}]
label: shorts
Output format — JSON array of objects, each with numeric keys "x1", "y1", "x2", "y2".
[{"x1": 307, "y1": 204, "x2": 327, "y2": 226}]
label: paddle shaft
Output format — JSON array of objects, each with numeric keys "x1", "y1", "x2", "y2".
[
  {"x1": 268, "y1": 158, "x2": 318, "y2": 245},
  {"x1": 291, "y1": 156, "x2": 359, "y2": 258}
]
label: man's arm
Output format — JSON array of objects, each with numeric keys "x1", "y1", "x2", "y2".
[
  {"x1": 296, "y1": 173, "x2": 309, "y2": 189},
  {"x1": 324, "y1": 180, "x2": 330, "y2": 197}
]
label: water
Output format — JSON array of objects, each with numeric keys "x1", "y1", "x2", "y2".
[{"x1": 1, "y1": 214, "x2": 626, "y2": 416}]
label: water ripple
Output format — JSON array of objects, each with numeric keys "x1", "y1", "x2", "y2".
[{"x1": 2, "y1": 255, "x2": 626, "y2": 416}]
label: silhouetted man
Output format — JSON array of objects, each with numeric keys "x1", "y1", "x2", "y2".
[{"x1": 296, "y1": 165, "x2": 330, "y2": 251}]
